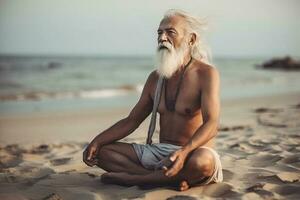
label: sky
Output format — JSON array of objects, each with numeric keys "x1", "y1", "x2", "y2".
[{"x1": 0, "y1": 0, "x2": 299, "y2": 58}]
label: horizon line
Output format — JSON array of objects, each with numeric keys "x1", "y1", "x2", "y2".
[{"x1": 0, "y1": 53, "x2": 297, "y2": 60}]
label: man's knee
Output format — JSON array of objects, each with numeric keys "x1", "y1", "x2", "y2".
[
  {"x1": 185, "y1": 149, "x2": 215, "y2": 177},
  {"x1": 97, "y1": 144, "x2": 115, "y2": 158},
  {"x1": 95, "y1": 144, "x2": 117, "y2": 170},
  {"x1": 97, "y1": 142, "x2": 131, "y2": 159}
]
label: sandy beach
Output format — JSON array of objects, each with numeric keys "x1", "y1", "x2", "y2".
[
  {"x1": 0, "y1": 91, "x2": 299, "y2": 200},
  {"x1": 1, "y1": 0, "x2": 299, "y2": 199}
]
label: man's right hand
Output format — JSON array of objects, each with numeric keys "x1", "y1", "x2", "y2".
[{"x1": 83, "y1": 141, "x2": 100, "y2": 167}]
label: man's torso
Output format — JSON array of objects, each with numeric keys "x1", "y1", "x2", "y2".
[{"x1": 149, "y1": 60, "x2": 215, "y2": 147}]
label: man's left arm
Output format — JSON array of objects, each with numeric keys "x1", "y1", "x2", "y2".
[
  {"x1": 183, "y1": 67, "x2": 220, "y2": 151},
  {"x1": 165, "y1": 67, "x2": 220, "y2": 177}
]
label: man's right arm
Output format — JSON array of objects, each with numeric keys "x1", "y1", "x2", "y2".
[{"x1": 83, "y1": 71, "x2": 157, "y2": 165}]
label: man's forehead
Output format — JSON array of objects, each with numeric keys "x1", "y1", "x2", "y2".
[{"x1": 158, "y1": 15, "x2": 187, "y2": 31}]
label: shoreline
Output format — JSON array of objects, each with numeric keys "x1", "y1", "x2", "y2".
[{"x1": 0, "y1": 91, "x2": 299, "y2": 145}]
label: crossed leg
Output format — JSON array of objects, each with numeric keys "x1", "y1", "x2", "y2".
[
  {"x1": 95, "y1": 142, "x2": 215, "y2": 191},
  {"x1": 95, "y1": 142, "x2": 151, "y2": 175}
]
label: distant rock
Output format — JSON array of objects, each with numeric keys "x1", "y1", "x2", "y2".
[
  {"x1": 47, "y1": 62, "x2": 62, "y2": 69},
  {"x1": 257, "y1": 56, "x2": 300, "y2": 71}
]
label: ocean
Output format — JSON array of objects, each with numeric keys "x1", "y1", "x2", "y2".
[{"x1": 0, "y1": 55, "x2": 300, "y2": 114}]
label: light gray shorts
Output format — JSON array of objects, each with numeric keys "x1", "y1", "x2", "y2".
[
  {"x1": 132, "y1": 143, "x2": 223, "y2": 185},
  {"x1": 132, "y1": 143, "x2": 181, "y2": 170}
]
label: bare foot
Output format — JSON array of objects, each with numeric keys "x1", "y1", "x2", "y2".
[
  {"x1": 178, "y1": 180, "x2": 190, "y2": 191},
  {"x1": 101, "y1": 172, "x2": 191, "y2": 190},
  {"x1": 101, "y1": 172, "x2": 136, "y2": 186}
]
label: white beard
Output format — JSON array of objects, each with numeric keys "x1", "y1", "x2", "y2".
[{"x1": 155, "y1": 41, "x2": 189, "y2": 78}]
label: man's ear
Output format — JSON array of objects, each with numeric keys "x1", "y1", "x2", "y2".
[{"x1": 189, "y1": 33, "x2": 196, "y2": 46}]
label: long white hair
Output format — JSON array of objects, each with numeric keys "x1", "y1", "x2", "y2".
[{"x1": 163, "y1": 9, "x2": 212, "y2": 65}]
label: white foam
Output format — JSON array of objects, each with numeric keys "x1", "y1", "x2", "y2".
[{"x1": 0, "y1": 85, "x2": 144, "y2": 102}]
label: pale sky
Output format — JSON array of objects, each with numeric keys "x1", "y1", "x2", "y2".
[{"x1": 0, "y1": 0, "x2": 299, "y2": 58}]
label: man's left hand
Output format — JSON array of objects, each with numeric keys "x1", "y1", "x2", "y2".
[{"x1": 164, "y1": 148, "x2": 189, "y2": 177}]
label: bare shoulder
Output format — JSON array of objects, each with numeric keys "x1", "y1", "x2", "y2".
[
  {"x1": 148, "y1": 70, "x2": 159, "y2": 81},
  {"x1": 192, "y1": 59, "x2": 219, "y2": 77},
  {"x1": 190, "y1": 60, "x2": 219, "y2": 86},
  {"x1": 142, "y1": 70, "x2": 160, "y2": 97},
  {"x1": 146, "y1": 70, "x2": 159, "y2": 88}
]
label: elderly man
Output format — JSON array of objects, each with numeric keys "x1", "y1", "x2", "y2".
[{"x1": 83, "y1": 10, "x2": 222, "y2": 191}]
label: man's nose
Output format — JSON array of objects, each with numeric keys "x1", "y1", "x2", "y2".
[{"x1": 158, "y1": 32, "x2": 168, "y2": 43}]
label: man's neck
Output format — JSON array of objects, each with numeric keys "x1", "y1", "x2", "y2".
[
  {"x1": 162, "y1": 50, "x2": 193, "y2": 79},
  {"x1": 175, "y1": 54, "x2": 192, "y2": 75}
]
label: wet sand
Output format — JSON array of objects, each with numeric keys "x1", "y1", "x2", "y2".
[{"x1": 0, "y1": 92, "x2": 299, "y2": 200}]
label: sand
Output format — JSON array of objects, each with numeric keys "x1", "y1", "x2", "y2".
[{"x1": 0, "y1": 92, "x2": 300, "y2": 200}]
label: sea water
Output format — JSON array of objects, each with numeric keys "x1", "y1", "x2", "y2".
[{"x1": 0, "y1": 55, "x2": 300, "y2": 114}]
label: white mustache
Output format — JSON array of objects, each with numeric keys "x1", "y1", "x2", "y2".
[{"x1": 157, "y1": 42, "x2": 173, "y2": 51}]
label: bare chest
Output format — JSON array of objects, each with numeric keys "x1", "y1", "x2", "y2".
[{"x1": 157, "y1": 77, "x2": 202, "y2": 116}]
